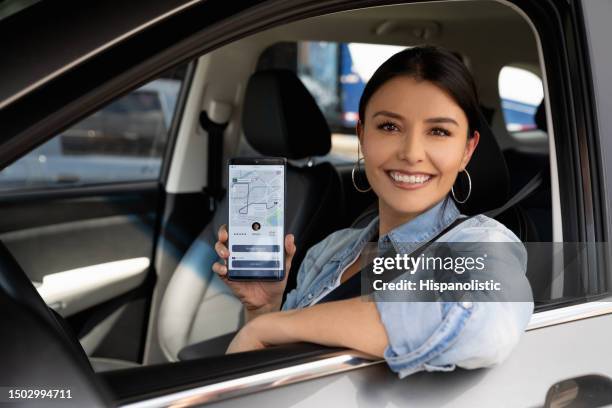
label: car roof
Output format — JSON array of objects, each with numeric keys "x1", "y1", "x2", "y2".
[{"x1": 0, "y1": 0, "x2": 199, "y2": 109}]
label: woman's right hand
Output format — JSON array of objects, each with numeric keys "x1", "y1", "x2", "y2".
[{"x1": 212, "y1": 224, "x2": 296, "y2": 319}]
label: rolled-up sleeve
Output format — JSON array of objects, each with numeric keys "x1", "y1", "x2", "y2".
[
  {"x1": 375, "y1": 301, "x2": 474, "y2": 377},
  {"x1": 282, "y1": 237, "x2": 322, "y2": 311},
  {"x1": 374, "y1": 226, "x2": 534, "y2": 378}
]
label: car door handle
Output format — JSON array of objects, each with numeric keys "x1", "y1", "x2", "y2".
[
  {"x1": 35, "y1": 257, "x2": 150, "y2": 317},
  {"x1": 544, "y1": 374, "x2": 612, "y2": 408}
]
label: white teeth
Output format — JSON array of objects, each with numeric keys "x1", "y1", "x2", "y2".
[{"x1": 389, "y1": 171, "x2": 431, "y2": 184}]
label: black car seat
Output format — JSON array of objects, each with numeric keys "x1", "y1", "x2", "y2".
[
  {"x1": 157, "y1": 69, "x2": 345, "y2": 361},
  {"x1": 501, "y1": 101, "x2": 552, "y2": 242},
  {"x1": 458, "y1": 110, "x2": 540, "y2": 243},
  {"x1": 502, "y1": 100, "x2": 553, "y2": 302}
]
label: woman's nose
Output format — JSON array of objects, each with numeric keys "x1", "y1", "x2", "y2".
[{"x1": 398, "y1": 132, "x2": 425, "y2": 164}]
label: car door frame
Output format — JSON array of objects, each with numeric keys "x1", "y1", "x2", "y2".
[{"x1": 0, "y1": 0, "x2": 609, "y2": 406}]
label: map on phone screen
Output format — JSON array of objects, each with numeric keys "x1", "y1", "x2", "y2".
[{"x1": 228, "y1": 164, "x2": 285, "y2": 278}]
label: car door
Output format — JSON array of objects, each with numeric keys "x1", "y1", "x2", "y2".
[
  {"x1": 0, "y1": 66, "x2": 191, "y2": 363},
  {"x1": 1, "y1": 0, "x2": 611, "y2": 407},
  {"x1": 194, "y1": 1, "x2": 612, "y2": 407}
]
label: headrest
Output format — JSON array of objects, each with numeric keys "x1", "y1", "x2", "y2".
[
  {"x1": 535, "y1": 100, "x2": 547, "y2": 131},
  {"x1": 242, "y1": 69, "x2": 331, "y2": 159},
  {"x1": 456, "y1": 110, "x2": 511, "y2": 215}
]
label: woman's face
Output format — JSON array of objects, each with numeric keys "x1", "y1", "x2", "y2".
[{"x1": 357, "y1": 75, "x2": 479, "y2": 222}]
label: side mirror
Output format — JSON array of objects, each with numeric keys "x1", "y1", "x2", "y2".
[{"x1": 544, "y1": 374, "x2": 612, "y2": 408}]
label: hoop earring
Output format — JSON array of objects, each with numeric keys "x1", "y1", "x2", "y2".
[
  {"x1": 451, "y1": 169, "x2": 472, "y2": 204},
  {"x1": 352, "y1": 157, "x2": 372, "y2": 193}
]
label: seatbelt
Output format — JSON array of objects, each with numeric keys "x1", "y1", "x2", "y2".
[
  {"x1": 485, "y1": 171, "x2": 543, "y2": 218},
  {"x1": 199, "y1": 102, "x2": 231, "y2": 212}
]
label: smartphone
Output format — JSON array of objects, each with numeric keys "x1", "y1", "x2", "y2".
[{"x1": 227, "y1": 157, "x2": 286, "y2": 281}]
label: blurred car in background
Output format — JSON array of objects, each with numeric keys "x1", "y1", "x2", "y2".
[{"x1": 0, "y1": 79, "x2": 179, "y2": 190}]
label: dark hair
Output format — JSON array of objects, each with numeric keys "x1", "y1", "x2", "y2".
[{"x1": 358, "y1": 45, "x2": 481, "y2": 137}]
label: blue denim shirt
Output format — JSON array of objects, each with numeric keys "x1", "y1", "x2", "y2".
[{"x1": 282, "y1": 198, "x2": 534, "y2": 378}]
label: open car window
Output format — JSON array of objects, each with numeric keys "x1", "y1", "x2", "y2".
[
  {"x1": 0, "y1": 0, "x2": 610, "y2": 406},
  {"x1": 0, "y1": 66, "x2": 187, "y2": 191}
]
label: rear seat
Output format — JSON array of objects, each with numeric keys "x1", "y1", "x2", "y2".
[{"x1": 502, "y1": 100, "x2": 552, "y2": 242}]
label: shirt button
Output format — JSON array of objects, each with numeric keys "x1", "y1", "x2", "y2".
[
  {"x1": 461, "y1": 301, "x2": 473, "y2": 309},
  {"x1": 307, "y1": 293, "x2": 313, "y2": 299}
]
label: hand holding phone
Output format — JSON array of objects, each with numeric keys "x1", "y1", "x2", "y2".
[
  {"x1": 212, "y1": 224, "x2": 296, "y2": 316},
  {"x1": 226, "y1": 158, "x2": 287, "y2": 281}
]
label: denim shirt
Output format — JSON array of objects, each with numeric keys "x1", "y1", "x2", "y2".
[{"x1": 282, "y1": 198, "x2": 534, "y2": 379}]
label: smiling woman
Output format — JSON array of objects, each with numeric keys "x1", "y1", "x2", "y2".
[
  {"x1": 211, "y1": 45, "x2": 534, "y2": 378},
  {"x1": 0, "y1": 0, "x2": 608, "y2": 403},
  {"x1": 357, "y1": 46, "x2": 480, "y2": 232}
]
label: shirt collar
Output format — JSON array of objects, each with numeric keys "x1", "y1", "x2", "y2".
[
  {"x1": 384, "y1": 197, "x2": 460, "y2": 246},
  {"x1": 332, "y1": 197, "x2": 461, "y2": 262},
  {"x1": 330, "y1": 215, "x2": 379, "y2": 262}
]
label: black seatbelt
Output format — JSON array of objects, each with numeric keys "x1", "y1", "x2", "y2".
[
  {"x1": 200, "y1": 110, "x2": 229, "y2": 212},
  {"x1": 485, "y1": 171, "x2": 543, "y2": 219}
]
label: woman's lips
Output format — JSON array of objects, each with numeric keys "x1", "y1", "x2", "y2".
[{"x1": 386, "y1": 170, "x2": 435, "y2": 190}]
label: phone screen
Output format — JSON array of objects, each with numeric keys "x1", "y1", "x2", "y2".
[{"x1": 227, "y1": 161, "x2": 285, "y2": 280}]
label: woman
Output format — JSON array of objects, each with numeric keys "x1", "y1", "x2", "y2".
[{"x1": 212, "y1": 46, "x2": 533, "y2": 378}]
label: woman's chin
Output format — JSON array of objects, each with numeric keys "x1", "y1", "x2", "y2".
[
  {"x1": 382, "y1": 200, "x2": 433, "y2": 217},
  {"x1": 378, "y1": 193, "x2": 447, "y2": 218}
]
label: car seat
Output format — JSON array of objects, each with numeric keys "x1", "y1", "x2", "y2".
[
  {"x1": 501, "y1": 100, "x2": 552, "y2": 242},
  {"x1": 458, "y1": 110, "x2": 540, "y2": 242}
]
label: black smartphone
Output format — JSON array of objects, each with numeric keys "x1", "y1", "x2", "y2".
[{"x1": 227, "y1": 157, "x2": 287, "y2": 281}]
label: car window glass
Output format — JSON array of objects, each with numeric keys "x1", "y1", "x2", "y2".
[
  {"x1": 498, "y1": 65, "x2": 546, "y2": 141},
  {"x1": 0, "y1": 66, "x2": 186, "y2": 191}
]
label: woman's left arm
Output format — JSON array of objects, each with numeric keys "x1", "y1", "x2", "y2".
[
  {"x1": 228, "y1": 295, "x2": 532, "y2": 379},
  {"x1": 226, "y1": 229, "x2": 534, "y2": 378},
  {"x1": 227, "y1": 297, "x2": 389, "y2": 357},
  {"x1": 227, "y1": 223, "x2": 533, "y2": 378}
]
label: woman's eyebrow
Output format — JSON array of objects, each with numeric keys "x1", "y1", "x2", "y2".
[
  {"x1": 425, "y1": 117, "x2": 459, "y2": 126},
  {"x1": 372, "y1": 110, "x2": 404, "y2": 120}
]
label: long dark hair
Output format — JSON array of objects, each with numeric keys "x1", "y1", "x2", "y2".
[
  {"x1": 358, "y1": 45, "x2": 481, "y2": 138},
  {"x1": 358, "y1": 45, "x2": 481, "y2": 218}
]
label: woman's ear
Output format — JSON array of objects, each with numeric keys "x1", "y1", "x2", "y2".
[
  {"x1": 356, "y1": 120, "x2": 364, "y2": 143},
  {"x1": 461, "y1": 130, "x2": 480, "y2": 170}
]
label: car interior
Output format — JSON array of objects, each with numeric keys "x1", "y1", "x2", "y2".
[
  {"x1": 0, "y1": 0, "x2": 565, "y2": 395},
  {"x1": 146, "y1": 0, "x2": 558, "y2": 369}
]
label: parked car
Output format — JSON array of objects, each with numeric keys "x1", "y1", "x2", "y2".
[
  {"x1": 0, "y1": 79, "x2": 180, "y2": 190},
  {"x1": 1, "y1": 0, "x2": 611, "y2": 407}
]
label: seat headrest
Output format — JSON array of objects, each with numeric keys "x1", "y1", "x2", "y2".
[
  {"x1": 535, "y1": 100, "x2": 547, "y2": 131},
  {"x1": 456, "y1": 110, "x2": 511, "y2": 215},
  {"x1": 242, "y1": 69, "x2": 331, "y2": 159}
]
